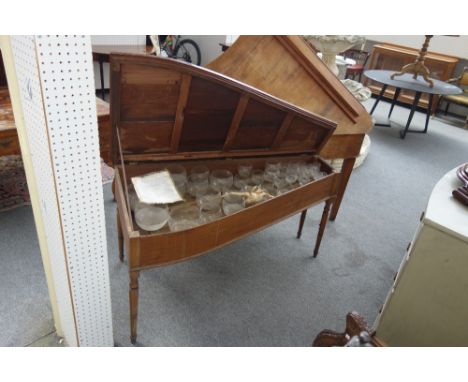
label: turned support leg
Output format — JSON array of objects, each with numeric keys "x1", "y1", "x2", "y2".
[
  {"x1": 296, "y1": 210, "x2": 307, "y2": 239},
  {"x1": 312, "y1": 311, "x2": 370, "y2": 346},
  {"x1": 129, "y1": 271, "x2": 140, "y2": 345},
  {"x1": 330, "y1": 157, "x2": 356, "y2": 221},
  {"x1": 313, "y1": 199, "x2": 333, "y2": 257},
  {"x1": 111, "y1": 178, "x2": 116, "y2": 201},
  {"x1": 117, "y1": 211, "x2": 124, "y2": 262}
]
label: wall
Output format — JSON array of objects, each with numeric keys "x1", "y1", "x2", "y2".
[
  {"x1": 91, "y1": 35, "x2": 233, "y2": 90},
  {"x1": 91, "y1": 35, "x2": 146, "y2": 90},
  {"x1": 181, "y1": 35, "x2": 228, "y2": 65},
  {"x1": 364, "y1": 35, "x2": 468, "y2": 59}
]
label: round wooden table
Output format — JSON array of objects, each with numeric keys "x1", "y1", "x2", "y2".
[{"x1": 364, "y1": 70, "x2": 462, "y2": 139}]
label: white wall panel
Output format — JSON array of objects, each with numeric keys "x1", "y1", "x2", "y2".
[
  {"x1": 9, "y1": 35, "x2": 113, "y2": 346},
  {"x1": 91, "y1": 35, "x2": 146, "y2": 46},
  {"x1": 10, "y1": 35, "x2": 79, "y2": 346}
]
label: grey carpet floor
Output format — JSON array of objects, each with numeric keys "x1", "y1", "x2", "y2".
[{"x1": 0, "y1": 99, "x2": 467, "y2": 346}]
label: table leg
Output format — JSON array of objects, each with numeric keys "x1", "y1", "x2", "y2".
[
  {"x1": 330, "y1": 157, "x2": 356, "y2": 221},
  {"x1": 424, "y1": 94, "x2": 434, "y2": 133},
  {"x1": 117, "y1": 209, "x2": 124, "y2": 262},
  {"x1": 370, "y1": 84, "x2": 388, "y2": 115},
  {"x1": 388, "y1": 87, "x2": 401, "y2": 118},
  {"x1": 399, "y1": 91, "x2": 422, "y2": 139},
  {"x1": 99, "y1": 58, "x2": 105, "y2": 100},
  {"x1": 313, "y1": 199, "x2": 333, "y2": 258},
  {"x1": 297, "y1": 210, "x2": 307, "y2": 239},
  {"x1": 129, "y1": 270, "x2": 140, "y2": 345}
]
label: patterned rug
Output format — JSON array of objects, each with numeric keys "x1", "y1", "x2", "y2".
[{"x1": 0, "y1": 155, "x2": 114, "y2": 213}]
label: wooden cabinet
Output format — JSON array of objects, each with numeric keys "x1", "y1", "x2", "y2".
[
  {"x1": 375, "y1": 167, "x2": 468, "y2": 346},
  {"x1": 0, "y1": 87, "x2": 111, "y2": 163},
  {"x1": 0, "y1": 127, "x2": 20, "y2": 156},
  {"x1": 0, "y1": 87, "x2": 20, "y2": 156},
  {"x1": 365, "y1": 43, "x2": 459, "y2": 113}
]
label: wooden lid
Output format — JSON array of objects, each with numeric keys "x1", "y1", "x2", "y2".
[{"x1": 110, "y1": 54, "x2": 336, "y2": 164}]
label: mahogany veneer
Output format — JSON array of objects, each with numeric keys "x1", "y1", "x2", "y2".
[{"x1": 111, "y1": 54, "x2": 341, "y2": 344}]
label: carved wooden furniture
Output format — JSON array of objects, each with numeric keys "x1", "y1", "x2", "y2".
[
  {"x1": 110, "y1": 53, "x2": 341, "y2": 344},
  {"x1": 439, "y1": 66, "x2": 468, "y2": 125},
  {"x1": 0, "y1": 87, "x2": 112, "y2": 163},
  {"x1": 365, "y1": 43, "x2": 459, "y2": 114},
  {"x1": 206, "y1": 35, "x2": 373, "y2": 221},
  {"x1": 365, "y1": 70, "x2": 462, "y2": 139},
  {"x1": 0, "y1": 87, "x2": 19, "y2": 156},
  {"x1": 313, "y1": 312, "x2": 385, "y2": 347},
  {"x1": 343, "y1": 48, "x2": 370, "y2": 82},
  {"x1": 375, "y1": 167, "x2": 468, "y2": 346},
  {"x1": 390, "y1": 35, "x2": 435, "y2": 87}
]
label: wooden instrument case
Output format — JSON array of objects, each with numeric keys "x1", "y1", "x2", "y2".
[{"x1": 111, "y1": 54, "x2": 340, "y2": 343}]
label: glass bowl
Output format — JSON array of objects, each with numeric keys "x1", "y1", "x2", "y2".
[
  {"x1": 168, "y1": 164, "x2": 187, "y2": 181},
  {"x1": 128, "y1": 187, "x2": 139, "y2": 212},
  {"x1": 200, "y1": 207, "x2": 223, "y2": 223},
  {"x1": 134, "y1": 203, "x2": 169, "y2": 231},
  {"x1": 210, "y1": 169, "x2": 233, "y2": 192},
  {"x1": 261, "y1": 181, "x2": 277, "y2": 197},
  {"x1": 250, "y1": 169, "x2": 264, "y2": 186},
  {"x1": 265, "y1": 161, "x2": 281, "y2": 173},
  {"x1": 222, "y1": 193, "x2": 245, "y2": 215},
  {"x1": 188, "y1": 178, "x2": 209, "y2": 198},
  {"x1": 197, "y1": 188, "x2": 222, "y2": 211},
  {"x1": 168, "y1": 203, "x2": 200, "y2": 232},
  {"x1": 190, "y1": 165, "x2": 210, "y2": 181},
  {"x1": 274, "y1": 177, "x2": 289, "y2": 194},
  {"x1": 238, "y1": 163, "x2": 252, "y2": 179},
  {"x1": 233, "y1": 175, "x2": 248, "y2": 191}
]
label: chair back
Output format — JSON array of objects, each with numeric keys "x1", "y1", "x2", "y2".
[
  {"x1": 343, "y1": 49, "x2": 370, "y2": 67},
  {"x1": 459, "y1": 67, "x2": 468, "y2": 88}
]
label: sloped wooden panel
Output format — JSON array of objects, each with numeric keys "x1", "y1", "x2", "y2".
[
  {"x1": 207, "y1": 35, "x2": 373, "y2": 159},
  {"x1": 120, "y1": 63, "x2": 181, "y2": 121},
  {"x1": 180, "y1": 77, "x2": 238, "y2": 151},
  {"x1": 231, "y1": 99, "x2": 286, "y2": 150},
  {"x1": 110, "y1": 54, "x2": 336, "y2": 164}
]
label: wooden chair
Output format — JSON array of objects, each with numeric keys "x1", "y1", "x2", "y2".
[
  {"x1": 438, "y1": 66, "x2": 468, "y2": 127},
  {"x1": 312, "y1": 311, "x2": 385, "y2": 347},
  {"x1": 343, "y1": 49, "x2": 370, "y2": 82}
]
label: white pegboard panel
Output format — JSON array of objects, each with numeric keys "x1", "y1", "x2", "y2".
[
  {"x1": 9, "y1": 35, "x2": 114, "y2": 346},
  {"x1": 34, "y1": 35, "x2": 113, "y2": 347},
  {"x1": 10, "y1": 35, "x2": 79, "y2": 347},
  {"x1": 91, "y1": 35, "x2": 146, "y2": 46}
]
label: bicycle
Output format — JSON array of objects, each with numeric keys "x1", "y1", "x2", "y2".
[{"x1": 151, "y1": 35, "x2": 201, "y2": 66}]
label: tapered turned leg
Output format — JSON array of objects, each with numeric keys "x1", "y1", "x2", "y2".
[
  {"x1": 330, "y1": 157, "x2": 356, "y2": 221},
  {"x1": 297, "y1": 210, "x2": 307, "y2": 238},
  {"x1": 129, "y1": 271, "x2": 140, "y2": 344},
  {"x1": 313, "y1": 199, "x2": 333, "y2": 257},
  {"x1": 117, "y1": 211, "x2": 124, "y2": 262},
  {"x1": 111, "y1": 178, "x2": 116, "y2": 201}
]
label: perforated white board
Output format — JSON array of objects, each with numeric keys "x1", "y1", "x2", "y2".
[
  {"x1": 10, "y1": 35, "x2": 113, "y2": 346},
  {"x1": 10, "y1": 35, "x2": 79, "y2": 346}
]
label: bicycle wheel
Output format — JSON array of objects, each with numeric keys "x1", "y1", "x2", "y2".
[{"x1": 173, "y1": 39, "x2": 201, "y2": 65}]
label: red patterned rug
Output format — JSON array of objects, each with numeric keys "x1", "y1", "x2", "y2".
[{"x1": 0, "y1": 155, "x2": 114, "y2": 213}]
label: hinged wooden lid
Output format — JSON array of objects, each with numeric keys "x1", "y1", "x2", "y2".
[{"x1": 110, "y1": 54, "x2": 336, "y2": 164}]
